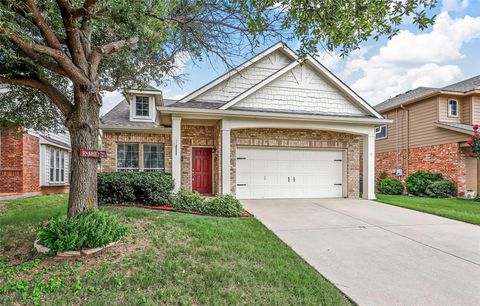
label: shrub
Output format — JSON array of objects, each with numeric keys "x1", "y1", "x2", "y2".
[
  {"x1": 405, "y1": 171, "x2": 443, "y2": 196},
  {"x1": 170, "y1": 189, "x2": 206, "y2": 212},
  {"x1": 203, "y1": 195, "x2": 244, "y2": 217},
  {"x1": 97, "y1": 172, "x2": 135, "y2": 204},
  {"x1": 37, "y1": 210, "x2": 129, "y2": 254},
  {"x1": 425, "y1": 180, "x2": 457, "y2": 198},
  {"x1": 133, "y1": 172, "x2": 175, "y2": 205},
  {"x1": 376, "y1": 171, "x2": 388, "y2": 192},
  {"x1": 98, "y1": 172, "x2": 174, "y2": 205},
  {"x1": 379, "y1": 177, "x2": 403, "y2": 195}
]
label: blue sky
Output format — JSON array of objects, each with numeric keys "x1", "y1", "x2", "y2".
[{"x1": 101, "y1": 0, "x2": 480, "y2": 115}]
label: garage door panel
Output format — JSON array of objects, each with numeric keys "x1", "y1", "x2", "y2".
[{"x1": 236, "y1": 147, "x2": 344, "y2": 199}]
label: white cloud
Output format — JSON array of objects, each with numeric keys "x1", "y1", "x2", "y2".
[
  {"x1": 100, "y1": 90, "x2": 123, "y2": 116},
  {"x1": 165, "y1": 92, "x2": 188, "y2": 100},
  {"x1": 342, "y1": 12, "x2": 480, "y2": 104},
  {"x1": 314, "y1": 50, "x2": 341, "y2": 70},
  {"x1": 442, "y1": 0, "x2": 469, "y2": 12}
]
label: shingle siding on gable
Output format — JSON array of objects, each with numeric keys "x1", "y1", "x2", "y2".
[
  {"x1": 195, "y1": 51, "x2": 290, "y2": 103},
  {"x1": 233, "y1": 64, "x2": 365, "y2": 116}
]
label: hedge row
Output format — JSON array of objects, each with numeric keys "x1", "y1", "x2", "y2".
[
  {"x1": 98, "y1": 172, "x2": 174, "y2": 205},
  {"x1": 378, "y1": 171, "x2": 457, "y2": 198}
]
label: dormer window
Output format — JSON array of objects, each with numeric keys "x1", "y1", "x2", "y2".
[
  {"x1": 448, "y1": 99, "x2": 458, "y2": 117},
  {"x1": 135, "y1": 96, "x2": 150, "y2": 117}
]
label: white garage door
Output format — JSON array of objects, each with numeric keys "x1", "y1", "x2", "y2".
[{"x1": 236, "y1": 147, "x2": 344, "y2": 199}]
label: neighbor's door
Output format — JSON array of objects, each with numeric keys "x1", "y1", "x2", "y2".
[{"x1": 192, "y1": 148, "x2": 213, "y2": 195}]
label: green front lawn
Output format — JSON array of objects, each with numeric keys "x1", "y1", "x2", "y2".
[
  {"x1": 376, "y1": 194, "x2": 480, "y2": 225},
  {"x1": 0, "y1": 195, "x2": 350, "y2": 305}
]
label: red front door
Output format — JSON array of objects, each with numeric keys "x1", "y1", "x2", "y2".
[{"x1": 192, "y1": 148, "x2": 213, "y2": 195}]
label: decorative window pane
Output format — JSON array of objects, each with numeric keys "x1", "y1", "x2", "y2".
[
  {"x1": 448, "y1": 100, "x2": 458, "y2": 116},
  {"x1": 117, "y1": 143, "x2": 139, "y2": 172},
  {"x1": 143, "y1": 144, "x2": 164, "y2": 172},
  {"x1": 375, "y1": 125, "x2": 387, "y2": 140},
  {"x1": 135, "y1": 96, "x2": 150, "y2": 117}
]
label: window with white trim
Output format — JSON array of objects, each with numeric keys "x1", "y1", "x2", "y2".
[
  {"x1": 135, "y1": 96, "x2": 150, "y2": 117},
  {"x1": 116, "y1": 143, "x2": 139, "y2": 172},
  {"x1": 375, "y1": 125, "x2": 387, "y2": 140},
  {"x1": 49, "y1": 148, "x2": 65, "y2": 183},
  {"x1": 448, "y1": 99, "x2": 458, "y2": 117},
  {"x1": 143, "y1": 144, "x2": 164, "y2": 172}
]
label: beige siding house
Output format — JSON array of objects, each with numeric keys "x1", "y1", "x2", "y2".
[
  {"x1": 375, "y1": 75, "x2": 480, "y2": 196},
  {"x1": 100, "y1": 43, "x2": 389, "y2": 200}
]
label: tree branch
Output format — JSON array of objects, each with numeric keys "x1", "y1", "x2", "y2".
[
  {"x1": 24, "y1": 0, "x2": 63, "y2": 50},
  {"x1": 0, "y1": 77, "x2": 73, "y2": 115},
  {"x1": 71, "y1": 0, "x2": 99, "y2": 18},
  {"x1": 6, "y1": 32, "x2": 90, "y2": 84},
  {"x1": 56, "y1": 0, "x2": 89, "y2": 72}
]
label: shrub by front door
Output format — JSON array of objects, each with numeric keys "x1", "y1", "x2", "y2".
[{"x1": 192, "y1": 148, "x2": 213, "y2": 195}]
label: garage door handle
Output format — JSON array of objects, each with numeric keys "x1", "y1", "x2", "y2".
[
  {"x1": 334, "y1": 183, "x2": 342, "y2": 186},
  {"x1": 288, "y1": 177, "x2": 290, "y2": 182},
  {"x1": 293, "y1": 176, "x2": 295, "y2": 182},
  {"x1": 237, "y1": 184, "x2": 246, "y2": 186}
]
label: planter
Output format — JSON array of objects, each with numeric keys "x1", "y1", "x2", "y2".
[{"x1": 34, "y1": 240, "x2": 119, "y2": 257}]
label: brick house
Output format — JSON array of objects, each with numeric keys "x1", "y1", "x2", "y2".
[
  {"x1": 374, "y1": 75, "x2": 480, "y2": 197},
  {"x1": 0, "y1": 129, "x2": 71, "y2": 196},
  {"x1": 100, "y1": 43, "x2": 389, "y2": 200}
]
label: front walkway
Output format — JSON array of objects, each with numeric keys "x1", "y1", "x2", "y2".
[{"x1": 242, "y1": 198, "x2": 480, "y2": 306}]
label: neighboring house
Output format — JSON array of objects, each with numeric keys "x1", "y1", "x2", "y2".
[
  {"x1": 374, "y1": 75, "x2": 480, "y2": 197},
  {"x1": 0, "y1": 129, "x2": 71, "y2": 196},
  {"x1": 100, "y1": 43, "x2": 389, "y2": 200}
]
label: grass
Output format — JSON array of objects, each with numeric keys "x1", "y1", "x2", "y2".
[
  {"x1": 376, "y1": 194, "x2": 480, "y2": 225},
  {"x1": 0, "y1": 195, "x2": 350, "y2": 305}
]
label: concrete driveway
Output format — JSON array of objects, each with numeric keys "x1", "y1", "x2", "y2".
[{"x1": 241, "y1": 198, "x2": 480, "y2": 306}]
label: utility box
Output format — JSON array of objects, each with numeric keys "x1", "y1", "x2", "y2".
[{"x1": 393, "y1": 169, "x2": 403, "y2": 177}]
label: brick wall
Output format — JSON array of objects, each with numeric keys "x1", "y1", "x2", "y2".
[
  {"x1": 102, "y1": 132, "x2": 172, "y2": 173},
  {"x1": 0, "y1": 130, "x2": 40, "y2": 194},
  {"x1": 230, "y1": 129, "x2": 360, "y2": 198},
  {"x1": 376, "y1": 143, "x2": 467, "y2": 196},
  {"x1": 181, "y1": 124, "x2": 220, "y2": 193}
]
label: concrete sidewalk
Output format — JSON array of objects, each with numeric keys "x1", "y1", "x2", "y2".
[{"x1": 242, "y1": 198, "x2": 480, "y2": 306}]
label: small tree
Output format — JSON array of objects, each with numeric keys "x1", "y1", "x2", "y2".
[
  {"x1": 0, "y1": 1, "x2": 436, "y2": 217},
  {"x1": 467, "y1": 124, "x2": 480, "y2": 157}
]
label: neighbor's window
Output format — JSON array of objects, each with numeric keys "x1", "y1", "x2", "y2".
[
  {"x1": 135, "y1": 96, "x2": 150, "y2": 117},
  {"x1": 448, "y1": 99, "x2": 458, "y2": 117},
  {"x1": 375, "y1": 125, "x2": 387, "y2": 140},
  {"x1": 143, "y1": 144, "x2": 165, "y2": 172},
  {"x1": 49, "y1": 148, "x2": 65, "y2": 183},
  {"x1": 117, "y1": 143, "x2": 139, "y2": 172}
]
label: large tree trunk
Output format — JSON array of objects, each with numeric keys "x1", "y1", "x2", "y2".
[{"x1": 66, "y1": 88, "x2": 101, "y2": 218}]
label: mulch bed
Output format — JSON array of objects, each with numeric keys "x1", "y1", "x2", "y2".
[{"x1": 129, "y1": 204, "x2": 252, "y2": 217}]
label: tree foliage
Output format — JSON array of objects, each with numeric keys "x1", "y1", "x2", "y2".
[{"x1": 0, "y1": 0, "x2": 437, "y2": 132}]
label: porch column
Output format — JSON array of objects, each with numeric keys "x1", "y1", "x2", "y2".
[
  {"x1": 172, "y1": 116, "x2": 182, "y2": 192},
  {"x1": 221, "y1": 120, "x2": 231, "y2": 195},
  {"x1": 362, "y1": 132, "x2": 376, "y2": 200}
]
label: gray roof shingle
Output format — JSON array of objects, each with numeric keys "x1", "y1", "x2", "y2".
[
  {"x1": 375, "y1": 87, "x2": 438, "y2": 113},
  {"x1": 166, "y1": 101, "x2": 226, "y2": 109},
  {"x1": 375, "y1": 74, "x2": 480, "y2": 113},
  {"x1": 100, "y1": 100, "x2": 158, "y2": 128},
  {"x1": 441, "y1": 75, "x2": 480, "y2": 92}
]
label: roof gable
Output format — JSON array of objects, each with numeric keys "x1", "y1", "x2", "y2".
[
  {"x1": 178, "y1": 42, "x2": 295, "y2": 103},
  {"x1": 225, "y1": 62, "x2": 367, "y2": 116}
]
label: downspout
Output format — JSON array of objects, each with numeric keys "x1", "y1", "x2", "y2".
[{"x1": 400, "y1": 104, "x2": 409, "y2": 177}]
